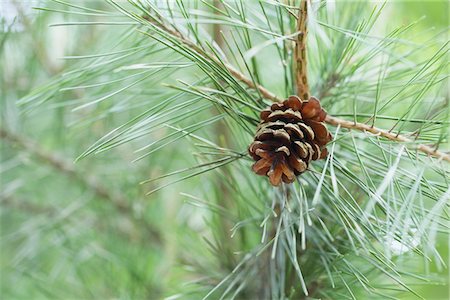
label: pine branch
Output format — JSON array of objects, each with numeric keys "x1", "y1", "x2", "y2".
[
  {"x1": 141, "y1": 12, "x2": 280, "y2": 102},
  {"x1": 325, "y1": 115, "x2": 450, "y2": 162},
  {"x1": 0, "y1": 127, "x2": 162, "y2": 243},
  {"x1": 294, "y1": 0, "x2": 309, "y2": 100},
  {"x1": 139, "y1": 11, "x2": 450, "y2": 164},
  {"x1": 0, "y1": 194, "x2": 148, "y2": 243},
  {"x1": 1, "y1": 195, "x2": 51, "y2": 215}
]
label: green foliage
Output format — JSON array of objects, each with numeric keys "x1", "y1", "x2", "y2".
[{"x1": 1, "y1": 1, "x2": 449, "y2": 299}]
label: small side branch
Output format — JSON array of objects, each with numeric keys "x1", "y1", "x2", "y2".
[
  {"x1": 295, "y1": 0, "x2": 309, "y2": 99},
  {"x1": 325, "y1": 115, "x2": 450, "y2": 163},
  {"x1": 142, "y1": 14, "x2": 280, "y2": 102}
]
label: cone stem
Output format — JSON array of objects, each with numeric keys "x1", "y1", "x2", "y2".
[{"x1": 295, "y1": 0, "x2": 310, "y2": 100}]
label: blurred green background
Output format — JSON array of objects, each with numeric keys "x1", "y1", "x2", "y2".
[{"x1": 1, "y1": 1, "x2": 448, "y2": 299}]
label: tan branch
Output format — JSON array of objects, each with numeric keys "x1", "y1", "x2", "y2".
[
  {"x1": 143, "y1": 14, "x2": 281, "y2": 102},
  {"x1": 295, "y1": 0, "x2": 309, "y2": 99},
  {"x1": 0, "y1": 127, "x2": 162, "y2": 242},
  {"x1": 325, "y1": 115, "x2": 450, "y2": 163},
  {"x1": 0, "y1": 195, "x2": 151, "y2": 243},
  {"x1": 141, "y1": 12, "x2": 450, "y2": 163},
  {"x1": 1, "y1": 195, "x2": 51, "y2": 215}
]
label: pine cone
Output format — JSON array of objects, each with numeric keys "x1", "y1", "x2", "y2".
[{"x1": 248, "y1": 96, "x2": 332, "y2": 186}]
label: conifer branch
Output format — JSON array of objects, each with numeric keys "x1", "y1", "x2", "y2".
[
  {"x1": 0, "y1": 127, "x2": 162, "y2": 242},
  {"x1": 325, "y1": 115, "x2": 450, "y2": 163},
  {"x1": 140, "y1": 11, "x2": 450, "y2": 164},
  {"x1": 1, "y1": 195, "x2": 51, "y2": 215},
  {"x1": 141, "y1": 13, "x2": 280, "y2": 102},
  {"x1": 294, "y1": 0, "x2": 309, "y2": 100},
  {"x1": 0, "y1": 194, "x2": 149, "y2": 243},
  {"x1": 6, "y1": 3, "x2": 448, "y2": 298}
]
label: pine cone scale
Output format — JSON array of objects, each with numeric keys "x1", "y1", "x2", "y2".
[{"x1": 298, "y1": 123, "x2": 314, "y2": 140}]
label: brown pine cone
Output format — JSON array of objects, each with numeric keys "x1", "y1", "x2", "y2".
[{"x1": 248, "y1": 96, "x2": 332, "y2": 186}]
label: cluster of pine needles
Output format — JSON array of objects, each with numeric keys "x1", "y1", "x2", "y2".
[{"x1": 1, "y1": 1, "x2": 449, "y2": 299}]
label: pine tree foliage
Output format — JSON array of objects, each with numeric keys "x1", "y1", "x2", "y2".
[{"x1": 1, "y1": 0, "x2": 449, "y2": 299}]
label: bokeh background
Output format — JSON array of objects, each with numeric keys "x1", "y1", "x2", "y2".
[{"x1": 1, "y1": 1, "x2": 449, "y2": 299}]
